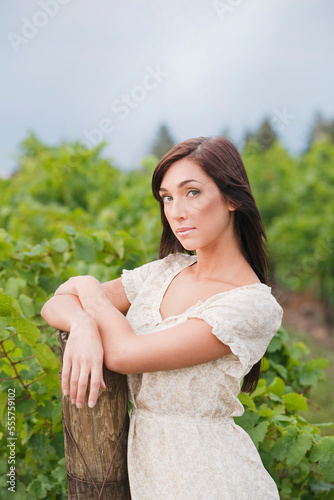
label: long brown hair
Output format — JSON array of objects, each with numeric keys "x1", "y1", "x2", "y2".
[{"x1": 151, "y1": 136, "x2": 269, "y2": 394}]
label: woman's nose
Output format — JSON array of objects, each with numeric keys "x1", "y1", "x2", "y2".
[{"x1": 170, "y1": 198, "x2": 186, "y2": 220}]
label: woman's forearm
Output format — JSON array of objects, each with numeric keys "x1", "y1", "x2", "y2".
[
  {"x1": 40, "y1": 294, "x2": 90, "y2": 332},
  {"x1": 40, "y1": 289, "x2": 134, "y2": 363},
  {"x1": 89, "y1": 298, "x2": 136, "y2": 371},
  {"x1": 59, "y1": 284, "x2": 136, "y2": 370},
  {"x1": 51, "y1": 278, "x2": 137, "y2": 370}
]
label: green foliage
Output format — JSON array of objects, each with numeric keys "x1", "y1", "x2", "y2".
[
  {"x1": 0, "y1": 291, "x2": 65, "y2": 499},
  {"x1": 243, "y1": 117, "x2": 278, "y2": 151},
  {"x1": 243, "y1": 138, "x2": 334, "y2": 312},
  {"x1": 306, "y1": 112, "x2": 334, "y2": 151},
  {"x1": 0, "y1": 225, "x2": 151, "y2": 498},
  {"x1": 235, "y1": 327, "x2": 334, "y2": 498},
  {"x1": 0, "y1": 133, "x2": 333, "y2": 498}
]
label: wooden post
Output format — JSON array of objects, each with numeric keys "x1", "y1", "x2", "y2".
[{"x1": 57, "y1": 330, "x2": 131, "y2": 500}]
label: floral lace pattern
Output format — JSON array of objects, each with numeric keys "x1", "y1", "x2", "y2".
[{"x1": 121, "y1": 253, "x2": 283, "y2": 499}]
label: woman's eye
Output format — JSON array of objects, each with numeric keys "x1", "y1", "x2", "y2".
[
  {"x1": 188, "y1": 189, "x2": 200, "y2": 197},
  {"x1": 162, "y1": 195, "x2": 173, "y2": 202}
]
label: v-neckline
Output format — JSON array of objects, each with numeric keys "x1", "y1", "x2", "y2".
[
  {"x1": 157, "y1": 255, "x2": 198, "y2": 323},
  {"x1": 155, "y1": 254, "x2": 270, "y2": 325}
]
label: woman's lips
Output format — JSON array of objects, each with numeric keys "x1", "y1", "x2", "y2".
[{"x1": 176, "y1": 227, "x2": 195, "y2": 237}]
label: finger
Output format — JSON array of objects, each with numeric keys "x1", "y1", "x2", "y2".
[
  {"x1": 54, "y1": 283, "x2": 66, "y2": 295},
  {"x1": 100, "y1": 376, "x2": 106, "y2": 389},
  {"x1": 61, "y1": 356, "x2": 72, "y2": 397},
  {"x1": 88, "y1": 366, "x2": 104, "y2": 409},
  {"x1": 69, "y1": 362, "x2": 80, "y2": 404},
  {"x1": 54, "y1": 280, "x2": 76, "y2": 296},
  {"x1": 75, "y1": 368, "x2": 90, "y2": 409},
  {"x1": 55, "y1": 285, "x2": 72, "y2": 296}
]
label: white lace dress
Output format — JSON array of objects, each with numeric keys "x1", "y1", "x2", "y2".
[{"x1": 121, "y1": 252, "x2": 283, "y2": 500}]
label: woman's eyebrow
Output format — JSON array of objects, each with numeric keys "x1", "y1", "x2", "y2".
[{"x1": 159, "y1": 179, "x2": 203, "y2": 192}]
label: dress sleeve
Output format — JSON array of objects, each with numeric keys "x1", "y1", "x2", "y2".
[
  {"x1": 187, "y1": 288, "x2": 283, "y2": 379},
  {"x1": 121, "y1": 258, "x2": 163, "y2": 304}
]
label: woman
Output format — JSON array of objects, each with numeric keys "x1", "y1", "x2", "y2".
[{"x1": 41, "y1": 136, "x2": 283, "y2": 499}]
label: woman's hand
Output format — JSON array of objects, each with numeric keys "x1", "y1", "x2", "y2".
[
  {"x1": 62, "y1": 314, "x2": 106, "y2": 409},
  {"x1": 54, "y1": 275, "x2": 99, "y2": 296},
  {"x1": 54, "y1": 276, "x2": 109, "y2": 319}
]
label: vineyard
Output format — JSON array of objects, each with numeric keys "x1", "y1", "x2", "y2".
[{"x1": 0, "y1": 133, "x2": 333, "y2": 499}]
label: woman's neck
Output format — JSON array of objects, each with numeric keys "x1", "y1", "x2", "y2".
[{"x1": 191, "y1": 236, "x2": 254, "y2": 286}]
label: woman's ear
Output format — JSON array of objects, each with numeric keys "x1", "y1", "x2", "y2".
[
  {"x1": 221, "y1": 192, "x2": 241, "y2": 212},
  {"x1": 227, "y1": 200, "x2": 241, "y2": 212}
]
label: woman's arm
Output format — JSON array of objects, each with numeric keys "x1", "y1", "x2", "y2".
[
  {"x1": 90, "y1": 298, "x2": 231, "y2": 374},
  {"x1": 40, "y1": 277, "x2": 131, "y2": 409},
  {"x1": 40, "y1": 277, "x2": 131, "y2": 331},
  {"x1": 54, "y1": 278, "x2": 231, "y2": 409},
  {"x1": 40, "y1": 294, "x2": 89, "y2": 332},
  {"x1": 54, "y1": 277, "x2": 231, "y2": 373}
]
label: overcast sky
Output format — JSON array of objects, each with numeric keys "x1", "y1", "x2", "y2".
[{"x1": 1, "y1": 0, "x2": 333, "y2": 176}]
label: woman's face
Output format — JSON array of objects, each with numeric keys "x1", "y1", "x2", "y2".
[{"x1": 159, "y1": 158, "x2": 236, "y2": 252}]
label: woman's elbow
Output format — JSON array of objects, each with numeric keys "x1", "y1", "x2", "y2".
[
  {"x1": 103, "y1": 351, "x2": 126, "y2": 375},
  {"x1": 40, "y1": 300, "x2": 51, "y2": 321},
  {"x1": 40, "y1": 298, "x2": 58, "y2": 327}
]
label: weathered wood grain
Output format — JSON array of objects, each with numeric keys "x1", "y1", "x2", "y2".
[{"x1": 57, "y1": 330, "x2": 131, "y2": 500}]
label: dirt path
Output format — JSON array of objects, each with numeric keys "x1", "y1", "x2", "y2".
[{"x1": 271, "y1": 285, "x2": 334, "y2": 351}]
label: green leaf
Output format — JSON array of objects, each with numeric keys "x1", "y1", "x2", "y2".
[
  {"x1": 16, "y1": 398, "x2": 36, "y2": 414},
  {"x1": 270, "y1": 360, "x2": 288, "y2": 379},
  {"x1": 33, "y1": 343, "x2": 60, "y2": 372},
  {"x1": 11, "y1": 347, "x2": 23, "y2": 359},
  {"x1": 248, "y1": 420, "x2": 269, "y2": 448},
  {"x1": 286, "y1": 431, "x2": 313, "y2": 467},
  {"x1": 283, "y1": 392, "x2": 308, "y2": 412},
  {"x1": 269, "y1": 392, "x2": 283, "y2": 403},
  {"x1": 258, "y1": 404, "x2": 274, "y2": 418},
  {"x1": 51, "y1": 457, "x2": 67, "y2": 483},
  {"x1": 252, "y1": 379, "x2": 267, "y2": 397},
  {"x1": 290, "y1": 341, "x2": 310, "y2": 359},
  {"x1": 271, "y1": 426, "x2": 299, "y2": 460},
  {"x1": 0, "y1": 316, "x2": 11, "y2": 331},
  {"x1": 111, "y1": 234, "x2": 125, "y2": 259},
  {"x1": 64, "y1": 225, "x2": 76, "y2": 235},
  {"x1": 267, "y1": 336, "x2": 282, "y2": 352},
  {"x1": 73, "y1": 233, "x2": 96, "y2": 262},
  {"x1": 238, "y1": 393, "x2": 256, "y2": 410},
  {"x1": 299, "y1": 368, "x2": 321, "y2": 386},
  {"x1": 0, "y1": 294, "x2": 22, "y2": 316},
  {"x1": 0, "y1": 364, "x2": 15, "y2": 377},
  {"x1": 268, "y1": 376, "x2": 285, "y2": 397},
  {"x1": 260, "y1": 356, "x2": 270, "y2": 371},
  {"x1": 0, "y1": 239, "x2": 14, "y2": 260},
  {"x1": 306, "y1": 358, "x2": 329, "y2": 370},
  {"x1": 2, "y1": 340, "x2": 15, "y2": 353},
  {"x1": 18, "y1": 294, "x2": 35, "y2": 318},
  {"x1": 12, "y1": 317, "x2": 40, "y2": 346},
  {"x1": 38, "y1": 400, "x2": 55, "y2": 418},
  {"x1": 5, "y1": 277, "x2": 26, "y2": 298},
  {"x1": 21, "y1": 243, "x2": 45, "y2": 257},
  {"x1": 27, "y1": 478, "x2": 48, "y2": 499},
  {"x1": 51, "y1": 237, "x2": 70, "y2": 252},
  {"x1": 273, "y1": 404, "x2": 285, "y2": 416},
  {"x1": 310, "y1": 436, "x2": 334, "y2": 482},
  {"x1": 234, "y1": 409, "x2": 259, "y2": 432}
]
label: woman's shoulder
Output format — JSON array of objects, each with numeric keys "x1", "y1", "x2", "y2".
[
  {"x1": 122, "y1": 252, "x2": 194, "y2": 280},
  {"x1": 139, "y1": 252, "x2": 196, "y2": 272},
  {"x1": 163, "y1": 252, "x2": 197, "y2": 266},
  {"x1": 200, "y1": 282, "x2": 284, "y2": 324},
  {"x1": 121, "y1": 253, "x2": 196, "y2": 304}
]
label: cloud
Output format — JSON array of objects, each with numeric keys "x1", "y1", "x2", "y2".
[{"x1": 1, "y1": 0, "x2": 333, "y2": 175}]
